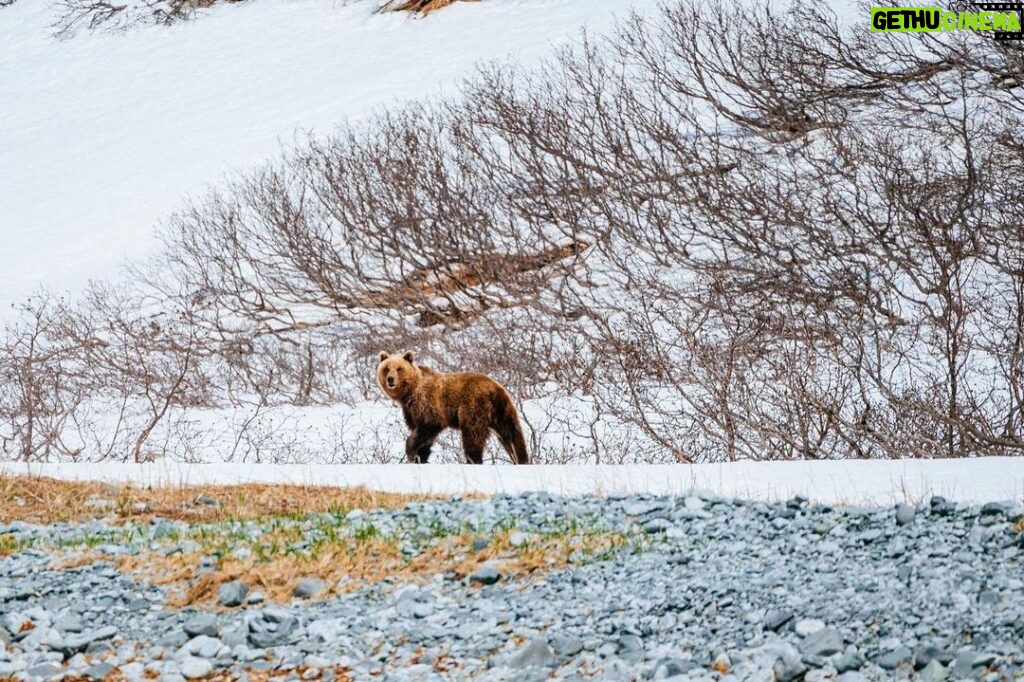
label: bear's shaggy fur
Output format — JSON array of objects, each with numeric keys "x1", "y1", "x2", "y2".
[{"x1": 376, "y1": 351, "x2": 530, "y2": 464}]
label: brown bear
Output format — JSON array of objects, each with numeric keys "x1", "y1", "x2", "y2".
[{"x1": 376, "y1": 351, "x2": 530, "y2": 464}]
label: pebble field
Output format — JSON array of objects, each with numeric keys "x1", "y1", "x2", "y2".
[{"x1": 1, "y1": 491, "x2": 1023, "y2": 681}]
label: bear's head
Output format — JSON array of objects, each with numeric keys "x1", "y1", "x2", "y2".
[{"x1": 377, "y1": 351, "x2": 420, "y2": 400}]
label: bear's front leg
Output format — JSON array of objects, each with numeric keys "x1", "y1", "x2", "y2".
[{"x1": 405, "y1": 426, "x2": 440, "y2": 463}]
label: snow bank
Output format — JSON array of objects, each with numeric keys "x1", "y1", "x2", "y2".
[{"x1": 3, "y1": 458, "x2": 1022, "y2": 507}]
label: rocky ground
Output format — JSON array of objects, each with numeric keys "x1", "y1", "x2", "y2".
[{"x1": 1, "y1": 491, "x2": 1023, "y2": 681}]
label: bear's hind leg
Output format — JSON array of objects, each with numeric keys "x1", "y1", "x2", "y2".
[{"x1": 460, "y1": 425, "x2": 489, "y2": 465}]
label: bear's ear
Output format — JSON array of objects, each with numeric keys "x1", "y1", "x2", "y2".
[
  {"x1": 378, "y1": 351, "x2": 390, "y2": 364},
  {"x1": 402, "y1": 351, "x2": 415, "y2": 364}
]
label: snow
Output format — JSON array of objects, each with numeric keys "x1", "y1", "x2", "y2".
[
  {"x1": 3, "y1": 458, "x2": 1022, "y2": 507},
  {"x1": 0, "y1": 0, "x2": 656, "y2": 315}
]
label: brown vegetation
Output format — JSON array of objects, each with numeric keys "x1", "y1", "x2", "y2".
[
  {"x1": 0, "y1": 474, "x2": 435, "y2": 524},
  {"x1": 114, "y1": 526, "x2": 627, "y2": 606},
  {"x1": 379, "y1": 0, "x2": 480, "y2": 15}
]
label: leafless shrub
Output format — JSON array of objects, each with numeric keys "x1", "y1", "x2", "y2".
[
  {"x1": 6, "y1": 0, "x2": 1024, "y2": 463},
  {"x1": 54, "y1": 0, "x2": 246, "y2": 37}
]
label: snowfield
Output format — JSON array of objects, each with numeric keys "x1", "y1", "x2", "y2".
[
  {"x1": 3, "y1": 458, "x2": 1023, "y2": 506},
  {"x1": 0, "y1": 0, "x2": 656, "y2": 314}
]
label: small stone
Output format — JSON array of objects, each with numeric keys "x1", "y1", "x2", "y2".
[
  {"x1": 836, "y1": 672, "x2": 868, "y2": 682},
  {"x1": 919, "y1": 659, "x2": 949, "y2": 682},
  {"x1": 83, "y1": 662, "x2": 116, "y2": 680},
  {"x1": 980, "y1": 502, "x2": 1011, "y2": 517},
  {"x1": 834, "y1": 650, "x2": 865, "y2": 673},
  {"x1": 549, "y1": 634, "x2": 583, "y2": 657},
  {"x1": 653, "y1": 659, "x2": 700, "y2": 679},
  {"x1": 181, "y1": 635, "x2": 227, "y2": 659},
  {"x1": 875, "y1": 647, "x2": 913, "y2": 670},
  {"x1": 978, "y1": 590, "x2": 1001, "y2": 606},
  {"x1": 471, "y1": 538, "x2": 489, "y2": 552},
  {"x1": 952, "y1": 651, "x2": 981, "y2": 679},
  {"x1": 193, "y1": 495, "x2": 220, "y2": 507},
  {"x1": 468, "y1": 564, "x2": 501, "y2": 585},
  {"x1": 764, "y1": 609, "x2": 794, "y2": 632},
  {"x1": 795, "y1": 618, "x2": 826, "y2": 637},
  {"x1": 218, "y1": 582, "x2": 248, "y2": 608},
  {"x1": 180, "y1": 656, "x2": 214, "y2": 679},
  {"x1": 128, "y1": 597, "x2": 150, "y2": 612},
  {"x1": 184, "y1": 614, "x2": 219, "y2": 638},
  {"x1": 507, "y1": 638, "x2": 556, "y2": 669},
  {"x1": 799, "y1": 628, "x2": 844, "y2": 658},
  {"x1": 508, "y1": 531, "x2": 533, "y2": 548},
  {"x1": 293, "y1": 578, "x2": 328, "y2": 600},
  {"x1": 768, "y1": 643, "x2": 808, "y2": 682},
  {"x1": 895, "y1": 504, "x2": 916, "y2": 525},
  {"x1": 617, "y1": 633, "x2": 644, "y2": 661},
  {"x1": 916, "y1": 646, "x2": 955, "y2": 669},
  {"x1": 27, "y1": 663, "x2": 64, "y2": 678},
  {"x1": 642, "y1": 518, "x2": 672, "y2": 534}
]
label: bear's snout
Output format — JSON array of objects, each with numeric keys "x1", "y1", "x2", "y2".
[{"x1": 386, "y1": 375, "x2": 396, "y2": 388}]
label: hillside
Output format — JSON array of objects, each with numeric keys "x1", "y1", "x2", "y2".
[{"x1": 0, "y1": 0, "x2": 653, "y2": 312}]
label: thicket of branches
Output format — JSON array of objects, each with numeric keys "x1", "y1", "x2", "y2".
[
  {"x1": 53, "y1": 0, "x2": 240, "y2": 35},
  {"x1": 5, "y1": 0, "x2": 1024, "y2": 462}
]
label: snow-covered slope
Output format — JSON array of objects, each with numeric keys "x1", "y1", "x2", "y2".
[{"x1": 0, "y1": 0, "x2": 655, "y2": 313}]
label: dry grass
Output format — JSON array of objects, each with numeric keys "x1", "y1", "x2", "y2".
[
  {"x1": 0, "y1": 533, "x2": 19, "y2": 557},
  {"x1": 0, "y1": 474, "x2": 440, "y2": 524},
  {"x1": 380, "y1": 0, "x2": 480, "y2": 14},
  {"x1": 59, "y1": 666, "x2": 354, "y2": 681},
  {"x1": 113, "y1": 526, "x2": 630, "y2": 607}
]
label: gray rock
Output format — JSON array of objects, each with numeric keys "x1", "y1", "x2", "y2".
[
  {"x1": 766, "y1": 643, "x2": 808, "y2": 682},
  {"x1": 875, "y1": 647, "x2": 913, "y2": 670},
  {"x1": 799, "y1": 628, "x2": 844, "y2": 658},
  {"x1": 930, "y1": 496, "x2": 955, "y2": 516},
  {"x1": 180, "y1": 635, "x2": 227, "y2": 659},
  {"x1": 794, "y1": 618, "x2": 826, "y2": 637},
  {"x1": 468, "y1": 564, "x2": 501, "y2": 585},
  {"x1": 509, "y1": 531, "x2": 534, "y2": 548},
  {"x1": 180, "y1": 655, "x2": 214, "y2": 679},
  {"x1": 642, "y1": 518, "x2": 672, "y2": 534},
  {"x1": 26, "y1": 662, "x2": 64, "y2": 678},
  {"x1": 293, "y1": 578, "x2": 328, "y2": 600},
  {"x1": 763, "y1": 609, "x2": 794, "y2": 632},
  {"x1": 247, "y1": 608, "x2": 297, "y2": 648},
  {"x1": 980, "y1": 501, "x2": 1012, "y2": 517},
  {"x1": 83, "y1": 662, "x2": 116, "y2": 680},
  {"x1": 183, "y1": 614, "x2": 219, "y2": 638},
  {"x1": 507, "y1": 638, "x2": 556, "y2": 669},
  {"x1": 652, "y1": 658, "x2": 700, "y2": 679},
  {"x1": 915, "y1": 645, "x2": 955, "y2": 669},
  {"x1": 895, "y1": 504, "x2": 916, "y2": 525},
  {"x1": 128, "y1": 597, "x2": 150, "y2": 612},
  {"x1": 549, "y1": 634, "x2": 583, "y2": 657},
  {"x1": 978, "y1": 590, "x2": 1001, "y2": 606},
  {"x1": 53, "y1": 615, "x2": 84, "y2": 633},
  {"x1": 218, "y1": 582, "x2": 248, "y2": 608},
  {"x1": 834, "y1": 650, "x2": 865, "y2": 673},
  {"x1": 919, "y1": 659, "x2": 949, "y2": 682}
]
